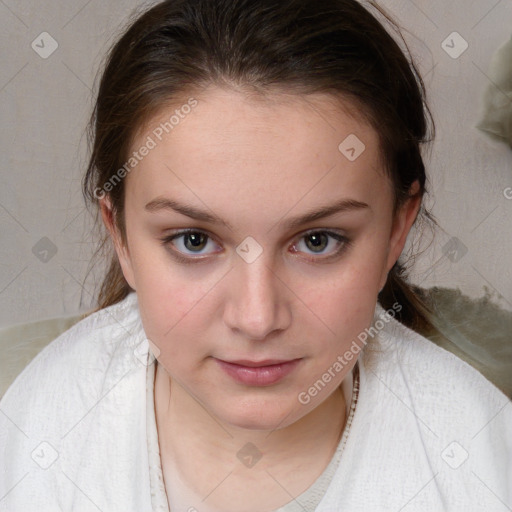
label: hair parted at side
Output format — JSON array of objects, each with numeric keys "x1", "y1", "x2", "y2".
[{"x1": 81, "y1": 0, "x2": 440, "y2": 336}]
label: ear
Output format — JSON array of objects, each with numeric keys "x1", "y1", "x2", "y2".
[
  {"x1": 99, "y1": 195, "x2": 137, "y2": 290},
  {"x1": 378, "y1": 180, "x2": 422, "y2": 292}
]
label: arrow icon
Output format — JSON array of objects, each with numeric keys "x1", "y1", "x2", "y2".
[
  {"x1": 236, "y1": 236, "x2": 263, "y2": 263},
  {"x1": 237, "y1": 441, "x2": 262, "y2": 467},
  {"x1": 441, "y1": 32, "x2": 468, "y2": 59},
  {"x1": 338, "y1": 134, "x2": 365, "y2": 161},
  {"x1": 31, "y1": 32, "x2": 59, "y2": 59}
]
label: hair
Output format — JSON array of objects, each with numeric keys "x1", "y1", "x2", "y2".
[{"x1": 81, "y1": 0, "x2": 441, "y2": 337}]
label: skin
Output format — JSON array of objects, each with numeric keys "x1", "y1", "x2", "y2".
[{"x1": 100, "y1": 86, "x2": 421, "y2": 511}]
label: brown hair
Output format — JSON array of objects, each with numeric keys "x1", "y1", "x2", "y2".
[{"x1": 81, "y1": 0, "x2": 439, "y2": 336}]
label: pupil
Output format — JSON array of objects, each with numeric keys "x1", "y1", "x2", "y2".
[
  {"x1": 307, "y1": 233, "x2": 326, "y2": 252},
  {"x1": 187, "y1": 233, "x2": 205, "y2": 250}
]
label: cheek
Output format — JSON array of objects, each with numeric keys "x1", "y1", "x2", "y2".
[
  {"x1": 300, "y1": 240, "x2": 387, "y2": 354},
  {"x1": 125, "y1": 239, "x2": 213, "y2": 354},
  {"x1": 137, "y1": 292, "x2": 211, "y2": 376},
  {"x1": 136, "y1": 278, "x2": 215, "y2": 357},
  {"x1": 305, "y1": 273, "x2": 379, "y2": 346}
]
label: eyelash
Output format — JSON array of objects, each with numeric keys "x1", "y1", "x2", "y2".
[{"x1": 159, "y1": 228, "x2": 353, "y2": 264}]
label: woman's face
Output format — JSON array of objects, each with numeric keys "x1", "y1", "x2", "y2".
[{"x1": 101, "y1": 86, "x2": 419, "y2": 430}]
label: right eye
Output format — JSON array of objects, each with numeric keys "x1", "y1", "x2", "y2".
[{"x1": 160, "y1": 229, "x2": 221, "y2": 261}]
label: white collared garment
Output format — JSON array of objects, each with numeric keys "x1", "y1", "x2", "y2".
[{"x1": 1, "y1": 291, "x2": 511, "y2": 511}]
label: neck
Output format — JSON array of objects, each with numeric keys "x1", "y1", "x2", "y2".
[{"x1": 154, "y1": 361, "x2": 348, "y2": 509}]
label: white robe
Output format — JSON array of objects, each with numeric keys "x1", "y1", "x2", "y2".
[{"x1": 0, "y1": 291, "x2": 511, "y2": 512}]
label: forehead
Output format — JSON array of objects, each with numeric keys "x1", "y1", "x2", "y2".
[{"x1": 125, "y1": 87, "x2": 388, "y2": 216}]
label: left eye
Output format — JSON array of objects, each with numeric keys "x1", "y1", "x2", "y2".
[
  {"x1": 160, "y1": 229, "x2": 350, "y2": 261},
  {"x1": 163, "y1": 230, "x2": 218, "y2": 255},
  {"x1": 291, "y1": 230, "x2": 348, "y2": 257}
]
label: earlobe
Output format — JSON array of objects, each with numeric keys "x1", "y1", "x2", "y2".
[{"x1": 99, "y1": 196, "x2": 137, "y2": 290}]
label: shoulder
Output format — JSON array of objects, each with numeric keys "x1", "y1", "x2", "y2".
[
  {"x1": 0, "y1": 292, "x2": 153, "y2": 510},
  {"x1": 363, "y1": 302, "x2": 512, "y2": 439},
  {"x1": 330, "y1": 303, "x2": 512, "y2": 509},
  {"x1": 0, "y1": 292, "x2": 146, "y2": 435}
]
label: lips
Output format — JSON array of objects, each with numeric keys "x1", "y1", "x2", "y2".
[
  {"x1": 215, "y1": 358, "x2": 301, "y2": 386},
  {"x1": 226, "y1": 359, "x2": 295, "y2": 367}
]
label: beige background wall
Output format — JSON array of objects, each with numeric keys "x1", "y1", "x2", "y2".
[{"x1": 0, "y1": 0, "x2": 511, "y2": 328}]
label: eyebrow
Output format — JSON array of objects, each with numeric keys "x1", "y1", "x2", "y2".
[{"x1": 144, "y1": 196, "x2": 370, "y2": 231}]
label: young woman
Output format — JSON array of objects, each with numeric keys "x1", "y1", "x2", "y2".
[{"x1": 1, "y1": 1, "x2": 510, "y2": 511}]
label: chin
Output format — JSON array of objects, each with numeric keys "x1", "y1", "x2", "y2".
[
  {"x1": 218, "y1": 400, "x2": 299, "y2": 432},
  {"x1": 228, "y1": 415, "x2": 286, "y2": 431}
]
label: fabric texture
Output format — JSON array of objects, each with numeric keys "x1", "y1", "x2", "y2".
[{"x1": 0, "y1": 291, "x2": 511, "y2": 511}]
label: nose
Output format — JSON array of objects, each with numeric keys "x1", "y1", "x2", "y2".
[{"x1": 223, "y1": 255, "x2": 291, "y2": 341}]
